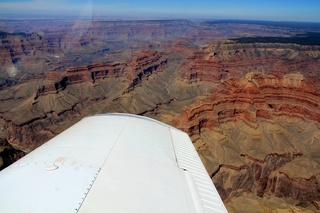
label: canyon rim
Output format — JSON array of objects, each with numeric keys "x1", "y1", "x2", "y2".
[{"x1": 1, "y1": 19, "x2": 320, "y2": 212}]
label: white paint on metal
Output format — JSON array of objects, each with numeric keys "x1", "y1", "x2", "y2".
[
  {"x1": 170, "y1": 128, "x2": 227, "y2": 213},
  {"x1": 0, "y1": 163, "x2": 99, "y2": 213},
  {"x1": 0, "y1": 113, "x2": 227, "y2": 213}
]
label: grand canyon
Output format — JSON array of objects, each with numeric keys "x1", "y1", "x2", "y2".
[{"x1": 1, "y1": 19, "x2": 320, "y2": 212}]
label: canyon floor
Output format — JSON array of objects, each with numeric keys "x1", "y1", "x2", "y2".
[{"x1": 1, "y1": 19, "x2": 320, "y2": 212}]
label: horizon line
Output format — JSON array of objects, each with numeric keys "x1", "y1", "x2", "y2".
[{"x1": 1, "y1": 15, "x2": 320, "y2": 24}]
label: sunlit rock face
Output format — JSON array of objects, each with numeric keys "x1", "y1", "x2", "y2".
[
  {"x1": 181, "y1": 41, "x2": 320, "y2": 86},
  {"x1": 174, "y1": 72, "x2": 320, "y2": 212},
  {"x1": 1, "y1": 19, "x2": 320, "y2": 211},
  {"x1": 0, "y1": 20, "x2": 195, "y2": 84},
  {"x1": 0, "y1": 49, "x2": 171, "y2": 151}
]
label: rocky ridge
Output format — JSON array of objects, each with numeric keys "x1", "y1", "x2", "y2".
[
  {"x1": 182, "y1": 41, "x2": 320, "y2": 86},
  {"x1": 0, "y1": 50, "x2": 172, "y2": 154},
  {"x1": 1, "y1": 19, "x2": 320, "y2": 212},
  {"x1": 173, "y1": 72, "x2": 320, "y2": 212},
  {"x1": 0, "y1": 20, "x2": 195, "y2": 83}
]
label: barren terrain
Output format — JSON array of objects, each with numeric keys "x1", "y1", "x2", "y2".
[{"x1": 1, "y1": 19, "x2": 320, "y2": 212}]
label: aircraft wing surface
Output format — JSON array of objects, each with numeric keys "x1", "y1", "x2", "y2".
[{"x1": 0, "y1": 113, "x2": 227, "y2": 213}]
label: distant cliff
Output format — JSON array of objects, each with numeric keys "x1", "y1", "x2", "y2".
[
  {"x1": 181, "y1": 41, "x2": 320, "y2": 88},
  {"x1": 1, "y1": 19, "x2": 320, "y2": 212}
]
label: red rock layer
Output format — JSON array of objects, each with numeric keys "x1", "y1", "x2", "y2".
[
  {"x1": 174, "y1": 72, "x2": 320, "y2": 206},
  {"x1": 37, "y1": 51, "x2": 168, "y2": 96},
  {"x1": 181, "y1": 41, "x2": 320, "y2": 84},
  {"x1": 0, "y1": 32, "x2": 61, "y2": 66},
  {"x1": 0, "y1": 20, "x2": 192, "y2": 75},
  {"x1": 177, "y1": 72, "x2": 319, "y2": 135}
]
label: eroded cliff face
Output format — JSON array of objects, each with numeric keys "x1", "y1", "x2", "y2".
[
  {"x1": 1, "y1": 32, "x2": 320, "y2": 212},
  {"x1": 181, "y1": 41, "x2": 320, "y2": 87},
  {"x1": 2, "y1": 19, "x2": 315, "y2": 87},
  {"x1": 174, "y1": 72, "x2": 320, "y2": 212},
  {"x1": 0, "y1": 49, "x2": 176, "y2": 151},
  {"x1": 0, "y1": 20, "x2": 196, "y2": 85}
]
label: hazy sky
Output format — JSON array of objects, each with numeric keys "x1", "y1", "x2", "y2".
[{"x1": 0, "y1": 0, "x2": 320, "y2": 22}]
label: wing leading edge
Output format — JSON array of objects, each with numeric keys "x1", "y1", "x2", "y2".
[{"x1": 0, "y1": 113, "x2": 227, "y2": 213}]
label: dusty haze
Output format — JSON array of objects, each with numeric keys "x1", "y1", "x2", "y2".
[{"x1": 1, "y1": 19, "x2": 320, "y2": 212}]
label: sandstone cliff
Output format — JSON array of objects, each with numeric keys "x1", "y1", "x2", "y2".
[
  {"x1": 0, "y1": 48, "x2": 189, "y2": 153},
  {"x1": 1, "y1": 20, "x2": 320, "y2": 212},
  {"x1": 174, "y1": 72, "x2": 320, "y2": 212},
  {"x1": 182, "y1": 41, "x2": 320, "y2": 85}
]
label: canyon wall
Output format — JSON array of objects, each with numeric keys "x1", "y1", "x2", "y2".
[
  {"x1": 174, "y1": 72, "x2": 320, "y2": 212},
  {"x1": 181, "y1": 41, "x2": 320, "y2": 87},
  {"x1": 1, "y1": 19, "x2": 320, "y2": 211},
  {"x1": 0, "y1": 49, "x2": 169, "y2": 144}
]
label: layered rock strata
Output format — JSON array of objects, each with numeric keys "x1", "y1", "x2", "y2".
[
  {"x1": 36, "y1": 51, "x2": 168, "y2": 96},
  {"x1": 174, "y1": 72, "x2": 320, "y2": 211},
  {"x1": 0, "y1": 49, "x2": 177, "y2": 153},
  {"x1": 182, "y1": 41, "x2": 320, "y2": 84},
  {"x1": 1, "y1": 24, "x2": 320, "y2": 211}
]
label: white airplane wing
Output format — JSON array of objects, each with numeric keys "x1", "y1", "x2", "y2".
[{"x1": 0, "y1": 113, "x2": 227, "y2": 213}]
